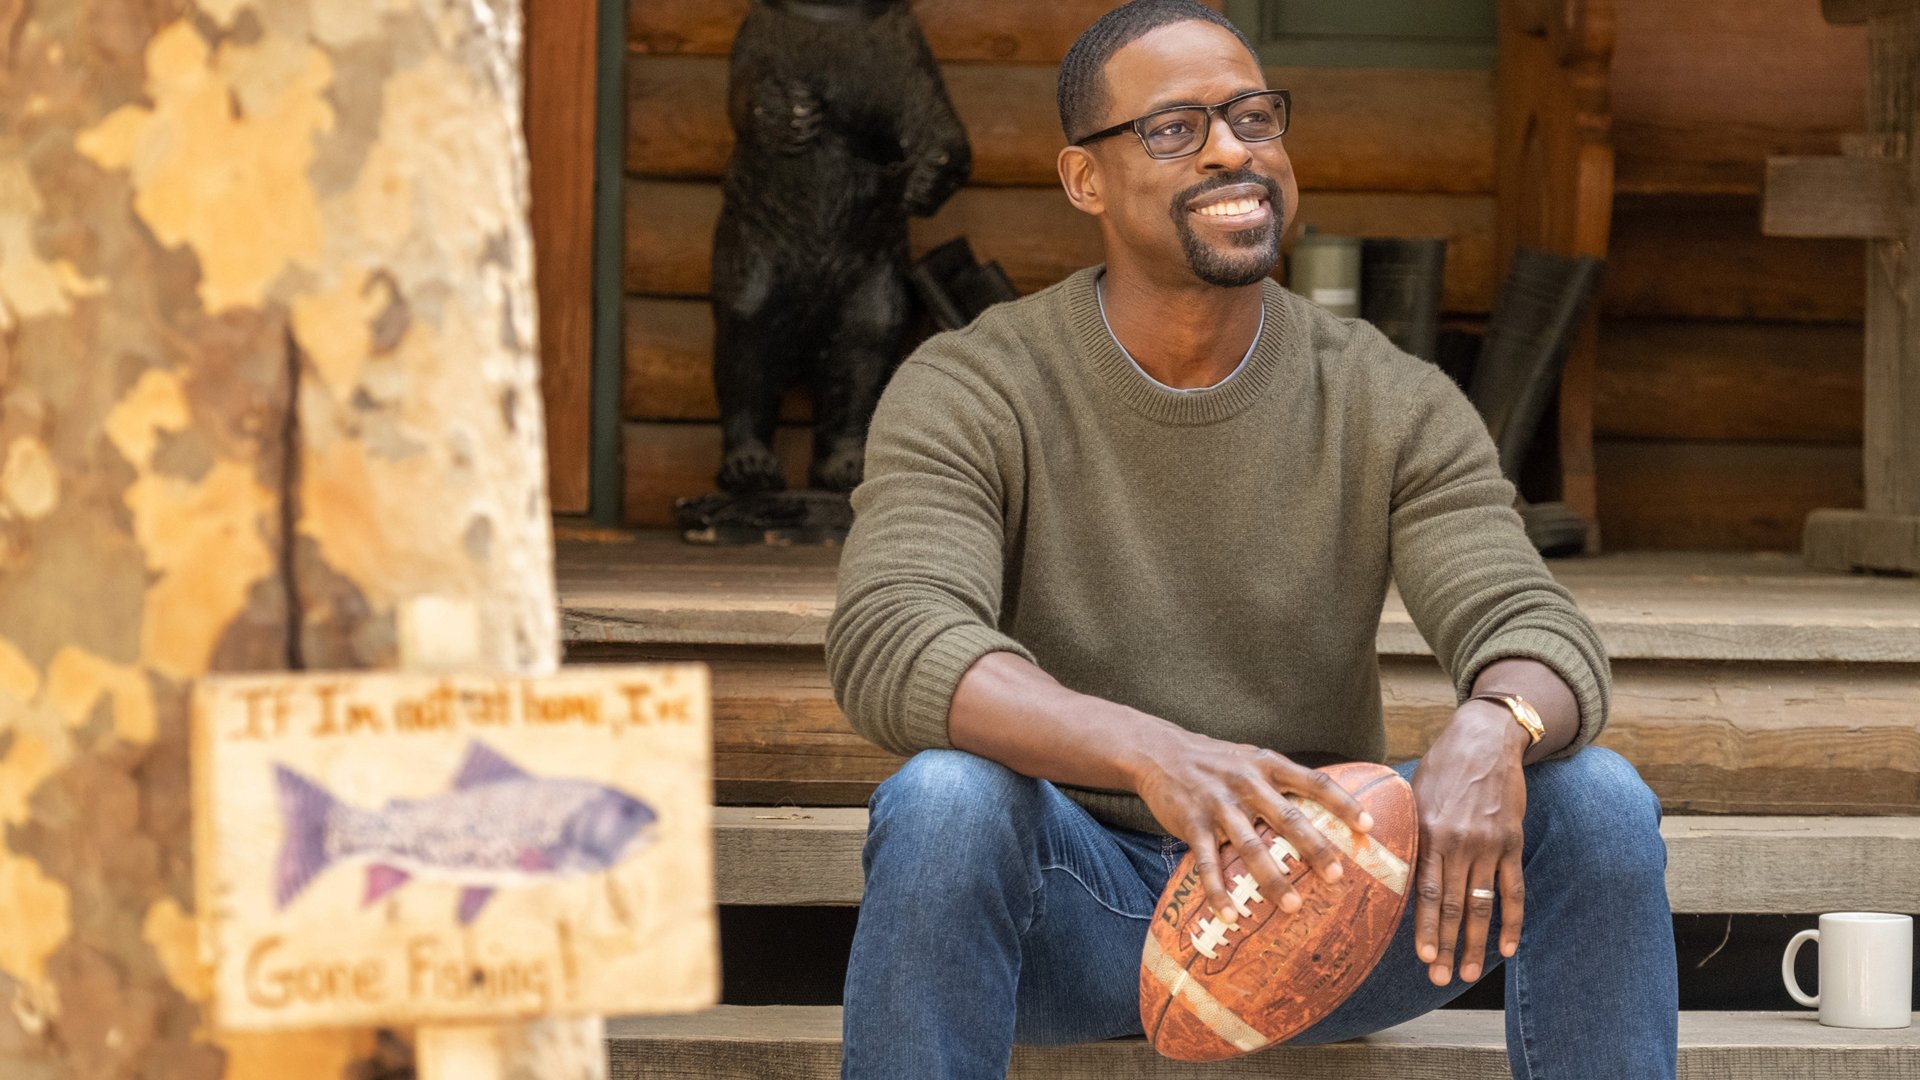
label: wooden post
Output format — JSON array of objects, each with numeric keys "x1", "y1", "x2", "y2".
[
  {"x1": 1766, "y1": 0, "x2": 1920, "y2": 573},
  {"x1": 0, "y1": 0, "x2": 612, "y2": 1075},
  {"x1": 1495, "y1": 0, "x2": 1617, "y2": 553}
]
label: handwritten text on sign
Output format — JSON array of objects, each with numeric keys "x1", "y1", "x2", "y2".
[{"x1": 193, "y1": 666, "x2": 717, "y2": 1031}]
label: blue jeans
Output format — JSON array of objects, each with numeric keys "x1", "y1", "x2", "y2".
[{"x1": 842, "y1": 747, "x2": 1677, "y2": 1078}]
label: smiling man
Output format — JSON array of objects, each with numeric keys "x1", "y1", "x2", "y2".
[{"x1": 824, "y1": 2, "x2": 1677, "y2": 1077}]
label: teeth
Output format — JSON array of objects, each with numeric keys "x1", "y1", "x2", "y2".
[{"x1": 1196, "y1": 197, "x2": 1261, "y2": 217}]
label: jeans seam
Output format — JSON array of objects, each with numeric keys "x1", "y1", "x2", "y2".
[
  {"x1": 1037, "y1": 862, "x2": 1153, "y2": 922},
  {"x1": 1512, "y1": 947, "x2": 1538, "y2": 1080}
]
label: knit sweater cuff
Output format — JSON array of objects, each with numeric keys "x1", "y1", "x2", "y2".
[
  {"x1": 1454, "y1": 629, "x2": 1607, "y2": 758},
  {"x1": 900, "y1": 624, "x2": 1037, "y2": 752}
]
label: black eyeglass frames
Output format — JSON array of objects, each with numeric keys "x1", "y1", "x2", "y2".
[{"x1": 1070, "y1": 89, "x2": 1291, "y2": 160}]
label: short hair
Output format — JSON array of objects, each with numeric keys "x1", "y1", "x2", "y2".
[{"x1": 1057, "y1": 1, "x2": 1260, "y2": 143}]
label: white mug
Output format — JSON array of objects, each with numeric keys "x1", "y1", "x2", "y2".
[{"x1": 1781, "y1": 912, "x2": 1912, "y2": 1028}]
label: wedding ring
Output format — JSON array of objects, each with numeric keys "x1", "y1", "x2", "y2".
[{"x1": 1469, "y1": 888, "x2": 1496, "y2": 900}]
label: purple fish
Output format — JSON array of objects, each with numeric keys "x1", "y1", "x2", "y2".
[{"x1": 274, "y1": 742, "x2": 657, "y2": 924}]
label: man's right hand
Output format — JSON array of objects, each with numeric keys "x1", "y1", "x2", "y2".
[{"x1": 1132, "y1": 730, "x2": 1375, "y2": 928}]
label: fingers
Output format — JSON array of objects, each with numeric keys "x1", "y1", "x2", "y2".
[
  {"x1": 1428, "y1": 846, "x2": 1470, "y2": 985},
  {"x1": 1268, "y1": 755, "x2": 1374, "y2": 837},
  {"x1": 1498, "y1": 847, "x2": 1525, "y2": 959},
  {"x1": 1414, "y1": 845, "x2": 1442, "y2": 969},
  {"x1": 1457, "y1": 861, "x2": 1499, "y2": 982},
  {"x1": 1187, "y1": 820, "x2": 1239, "y2": 930},
  {"x1": 1242, "y1": 786, "x2": 1341, "y2": 891},
  {"x1": 1217, "y1": 806, "x2": 1298, "y2": 914}
]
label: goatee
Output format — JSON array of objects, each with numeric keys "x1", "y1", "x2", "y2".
[{"x1": 1170, "y1": 170, "x2": 1285, "y2": 288}]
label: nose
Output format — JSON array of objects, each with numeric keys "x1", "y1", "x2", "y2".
[{"x1": 1195, "y1": 112, "x2": 1253, "y2": 172}]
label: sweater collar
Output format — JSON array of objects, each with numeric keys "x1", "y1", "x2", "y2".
[{"x1": 1068, "y1": 266, "x2": 1293, "y2": 425}]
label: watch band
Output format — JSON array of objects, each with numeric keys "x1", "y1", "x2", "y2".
[{"x1": 1469, "y1": 692, "x2": 1545, "y2": 747}]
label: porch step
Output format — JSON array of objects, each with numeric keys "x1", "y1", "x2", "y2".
[
  {"x1": 559, "y1": 536, "x2": 1920, "y2": 816},
  {"x1": 560, "y1": 534, "x2": 1920, "y2": 661},
  {"x1": 606, "y1": 1005, "x2": 1920, "y2": 1079},
  {"x1": 714, "y1": 808, "x2": 1920, "y2": 915}
]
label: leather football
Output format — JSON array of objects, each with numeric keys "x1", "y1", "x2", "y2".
[{"x1": 1138, "y1": 761, "x2": 1418, "y2": 1061}]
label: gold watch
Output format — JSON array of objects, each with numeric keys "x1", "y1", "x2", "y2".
[{"x1": 1469, "y1": 692, "x2": 1545, "y2": 747}]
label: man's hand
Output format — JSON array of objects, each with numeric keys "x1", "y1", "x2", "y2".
[
  {"x1": 1409, "y1": 701, "x2": 1531, "y2": 985},
  {"x1": 1133, "y1": 730, "x2": 1375, "y2": 930}
]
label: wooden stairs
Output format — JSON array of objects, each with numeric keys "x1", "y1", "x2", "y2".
[{"x1": 557, "y1": 532, "x2": 1920, "y2": 1076}]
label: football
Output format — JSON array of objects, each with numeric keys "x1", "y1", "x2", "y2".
[{"x1": 1137, "y1": 761, "x2": 1418, "y2": 1061}]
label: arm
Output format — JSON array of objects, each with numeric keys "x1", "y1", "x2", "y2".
[
  {"x1": 827, "y1": 356, "x2": 1371, "y2": 926},
  {"x1": 1387, "y1": 367, "x2": 1612, "y2": 985}
]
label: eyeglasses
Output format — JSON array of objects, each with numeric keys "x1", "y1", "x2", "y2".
[{"x1": 1071, "y1": 89, "x2": 1291, "y2": 160}]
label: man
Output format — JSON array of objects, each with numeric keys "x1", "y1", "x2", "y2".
[{"x1": 824, "y1": 2, "x2": 1678, "y2": 1076}]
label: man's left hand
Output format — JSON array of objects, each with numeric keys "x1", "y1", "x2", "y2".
[{"x1": 1409, "y1": 701, "x2": 1532, "y2": 985}]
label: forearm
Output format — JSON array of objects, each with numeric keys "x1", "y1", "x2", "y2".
[
  {"x1": 947, "y1": 650, "x2": 1189, "y2": 794},
  {"x1": 1468, "y1": 657, "x2": 1580, "y2": 764}
]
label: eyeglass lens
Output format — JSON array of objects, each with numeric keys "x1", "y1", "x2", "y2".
[{"x1": 1141, "y1": 92, "x2": 1288, "y2": 159}]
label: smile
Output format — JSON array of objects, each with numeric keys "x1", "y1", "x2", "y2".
[{"x1": 1188, "y1": 195, "x2": 1271, "y2": 227}]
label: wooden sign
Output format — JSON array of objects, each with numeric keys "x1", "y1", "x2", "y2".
[{"x1": 191, "y1": 665, "x2": 717, "y2": 1031}]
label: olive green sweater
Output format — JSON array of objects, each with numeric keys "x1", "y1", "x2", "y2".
[{"x1": 825, "y1": 267, "x2": 1609, "y2": 834}]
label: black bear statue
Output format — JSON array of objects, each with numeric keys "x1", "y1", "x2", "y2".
[{"x1": 706, "y1": 0, "x2": 971, "y2": 506}]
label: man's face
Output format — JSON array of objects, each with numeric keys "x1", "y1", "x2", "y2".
[{"x1": 1070, "y1": 21, "x2": 1299, "y2": 288}]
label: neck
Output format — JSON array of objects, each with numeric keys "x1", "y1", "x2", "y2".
[{"x1": 1099, "y1": 261, "x2": 1266, "y2": 389}]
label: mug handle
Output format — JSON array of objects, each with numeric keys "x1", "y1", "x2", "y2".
[{"x1": 1782, "y1": 928, "x2": 1820, "y2": 1008}]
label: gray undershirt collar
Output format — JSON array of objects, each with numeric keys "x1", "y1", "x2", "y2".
[{"x1": 1095, "y1": 273, "x2": 1264, "y2": 395}]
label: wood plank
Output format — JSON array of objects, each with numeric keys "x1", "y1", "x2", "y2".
[
  {"x1": 1595, "y1": 319, "x2": 1863, "y2": 443},
  {"x1": 1595, "y1": 440, "x2": 1863, "y2": 551},
  {"x1": 1806, "y1": 508, "x2": 1920, "y2": 574},
  {"x1": 567, "y1": 642, "x2": 1920, "y2": 816},
  {"x1": 528, "y1": 0, "x2": 600, "y2": 513},
  {"x1": 611, "y1": 1006, "x2": 1920, "y2": 1079},
  {"x1": 1612, "y1": 0, "x2": 1866, "y2": 195},
  {"x1": 1764, "y1": 156, "x2": 1906, "y2": 239},
  {"x1": 1604, "y1": 195, "x2": 1867, "y2": 322},
  {"x1": 624, "y1": 297, "x2": 811, "y2": 422},
  {"x1": 1824, "y1": 0, "x2": 1919, "y2": 24},
  {"x1": 703, "y1": 807, "x2": 1920, "y2": 913},
  {"x1": 625, "y1": 180, "x2": 1500, "y2": 312},
  {"x1": 609, "y1": 293, "x2": 1804, "y2": 430},
  {"x1": 627, "y1": 56, "x2": 1495, "y2": 194},
  {"x1": 621, "y1": 422, "x2": 813, "y2": 528},
  {"x1": 558, "y1": 534, "x2": 1920, "y2": 661},
  {"x1": 627, "y1": 0, "x2": 1222, "y2": 63}
]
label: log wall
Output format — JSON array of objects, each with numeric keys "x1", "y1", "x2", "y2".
[
  {"x1": 1596, "y1": 0, "x2": 1870, "y2": 550},
  {"x1": 618, "y1": 0, "x2": 1500, "y2": 527}
]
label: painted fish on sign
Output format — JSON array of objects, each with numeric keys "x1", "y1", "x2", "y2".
[{"x1": 276, "y1": 741, "x2": 658, "y2": 924}]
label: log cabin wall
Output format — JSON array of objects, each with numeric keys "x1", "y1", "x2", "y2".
[
  {"x1": 620, "y1": 0, "x2": 1503, "y2": 527},
  {"x1": 1596, "y1": 0, "x2": 1869, "y2": 549}
]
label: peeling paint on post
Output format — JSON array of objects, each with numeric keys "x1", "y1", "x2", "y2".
[{"x1": 0, "y1": 0, "x2": 558, "y2": 1076}]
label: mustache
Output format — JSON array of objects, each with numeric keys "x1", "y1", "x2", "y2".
[{"x1": 1171, "y1": 170, "x2": 1283, "y2": 216}]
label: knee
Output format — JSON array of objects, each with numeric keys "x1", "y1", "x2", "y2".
[
  {"x1": 868, "y1": 749, "x2": 1042, "y2": 855},
  {"x1": 1527, "y1": 747, "x2": 1666, "y2": 885}
]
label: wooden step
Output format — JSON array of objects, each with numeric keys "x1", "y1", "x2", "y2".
[
  {"x1": 559, "y1": 537, "x2": 1920, "y2": 815},
  {"x1": 559, "y1": 535, "x2": 1920, "y2": 662},
  {"x1": 606, "y1": 1005, "x2": 1920, "y2": 1079},
  {"x1": 712, "y1": 808, "x2": 1920, "y2": 915},
  {"x1": 570, "y1": 643, "x2": 1920, "y2": 815}
]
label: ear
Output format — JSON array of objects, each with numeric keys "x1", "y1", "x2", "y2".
[{"x1": 1057, "y1": 145, "x2": 1105, "y2": 217}]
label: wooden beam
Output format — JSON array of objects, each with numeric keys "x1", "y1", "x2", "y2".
[
  {"x1": 1805, "y1": 508, "x2": 1920, "y2": 572},
  {"x1": 1764, "y1": 155, "x2": 1906, "y2": 238},
  {"x1": 1824, "y1": 0, "x2": 1919, "y2": 25},
  {"x1": 624, "y1": 180, "x2": 1500, "y2": 312},
  {"x1": 627, "y1": 0, "x2": 1224, "y2": 62},
  {"x1": 628, "y1": 56, "x2": 1497, "y2": 194},
  {"x1": 566, "y1": 642, "x2": 1920, "y2": 817},
  {"x1": 1595, "y1": 319, "x2": 1863, "y2": 442},
  {"x1": 707, "y1": 807, "x2": 1920, "y2": 912},
  {"x1": 555, "y1": 535, "x2": 1920, "y2": 662},
  {"x1": 609, "y1": 1006, "x2": 1920, "y2": 1079},
  {"x1": 1596, "y1": 440, "x2": 1863, "y2": 552},
  {"x1": 1605, "y1": 194, "x2": 1866, "y2": 321},
  {"x1": 527, "y1": 0, "x2": 599, "y2": 514}
]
